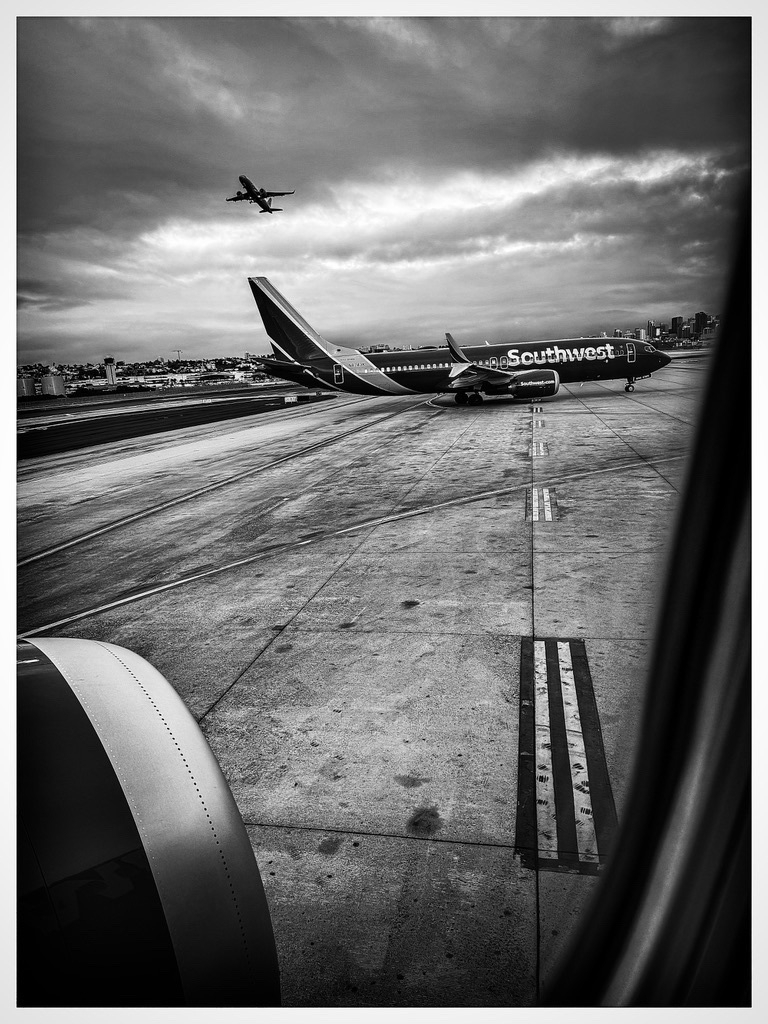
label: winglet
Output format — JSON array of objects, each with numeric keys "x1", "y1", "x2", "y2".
[{"x1": 445, "y1": 332, "x2": 469, "y2": 363}]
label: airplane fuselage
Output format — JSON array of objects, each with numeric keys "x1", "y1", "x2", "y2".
[
  {"x1": 226, "y1": 175, "x2": 294, "y2": 214},
  {"x1": 247, "y1": 275, "x2": 671, "y2": 401},
  {"x1": 260, "y1": 338, "x2": 670, "y2": 397},
  {"x1": 238, "y1": 175, "x2": 271, "y2": 212}
]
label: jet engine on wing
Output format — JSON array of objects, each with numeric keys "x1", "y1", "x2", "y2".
[
  {"x1": 17, "y1": 638, "x2": 280, "y2": 1008},
  {"x1": 508, "y1": 368, "x2": 560, "y2": 399}
]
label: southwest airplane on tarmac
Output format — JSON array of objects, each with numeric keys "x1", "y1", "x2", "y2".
[
  {"x1": 226, "y1": 174, "x2": 294, "y2": 213},
  {"x1": 249, "y1": 277, "x2": 672, "y2": 404}
]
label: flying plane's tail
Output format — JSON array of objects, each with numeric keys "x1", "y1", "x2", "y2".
[{"x1": 249, "y1": 277, "x2": 346, "y2": 365}]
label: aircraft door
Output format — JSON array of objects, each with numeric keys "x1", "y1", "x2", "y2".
[
  {"x1": 333, "y1": 365, "x2": 344, "y2": 384},
  {"x1": 626, "y1": 342, "x2": 636, "y2": 364}
]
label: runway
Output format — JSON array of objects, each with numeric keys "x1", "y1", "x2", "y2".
[
  {"x1": 17, "y1": 385, "x2": 333, "y2": 458},
  {"x1": 16, "y1": 357, "x2": 709, "y2": 1007}
]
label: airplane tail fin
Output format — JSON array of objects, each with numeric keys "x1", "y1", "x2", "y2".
[
  {"x1": 248, "y1": 278, "x2": 338, "y2": 364},
  {"x1": 445, "y1": 332, "x2": 470, "y2": 363}
]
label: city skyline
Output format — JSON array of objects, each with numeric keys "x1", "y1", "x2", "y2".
[
  {"x1": 17, "y1": 302, "x2": 720, "y2": 375},
  {"x1": 17, "y1": 17, "x2": 750, "y2": 364}
]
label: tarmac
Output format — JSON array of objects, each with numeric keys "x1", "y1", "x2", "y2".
[{"x1": 16, "y1": 355, "x2": 710, "y2": 1007}]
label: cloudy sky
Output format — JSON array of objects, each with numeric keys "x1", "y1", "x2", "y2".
[{"x1": 17, "y1": 14, "x2": 751, "y2": 365}]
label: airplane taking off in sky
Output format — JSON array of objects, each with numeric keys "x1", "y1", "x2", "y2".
[
  {"x1": 226, "y1": 174, "x2": 294, "y2": 213},
  {"x1": 248, "y1": 277, "x2": 672, "y2": 403}
]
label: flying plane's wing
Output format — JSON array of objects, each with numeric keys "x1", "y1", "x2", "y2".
[
  {"x1": 260, "y1": 190, "x2": 295, "y2": 198},
  {"x1": 226, "y1": 194, "x2": 249, "y2": 202},
  {"x1": 445, "y1": 332, "x2": 519, "y2": 388}
]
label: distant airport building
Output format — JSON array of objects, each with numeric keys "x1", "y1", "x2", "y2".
[
  {"x1": 41, "y1": 374, "x2": 66, "y2": 397},
  {"x1": 17, "y1": 376, "x2": 35, "y2": 398},
  {"x1": 104, "y1": 356, "x2": 117, "y2": 386}
]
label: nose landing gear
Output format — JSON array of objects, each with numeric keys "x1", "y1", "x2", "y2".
[{"x1": 625, "y1": 379, "x2": 635, "y2": 393}]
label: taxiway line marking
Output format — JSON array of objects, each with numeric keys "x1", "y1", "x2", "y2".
[
  {"x1": 527, "y1": 486, "x2": 557, "y2": 521},
  {"x1": 18, "y1": 454, "x2": 686, "y2": 638},
  {"x1": 557, "y1": 641, "x2": 599, "y2": 863},
  {"x1": 534, "y1": 641, "x2": 559, "y2": 857},
  {"x1": 542, "y1": 488, "x2": 553, "y2": 521},
  {"x1": 515, "y1": 638, "x2": 617, "y2": 874},
  {"x1": 18, "y1": 397, "x2": 433, "y2": 567},
  {"x1": 545, "y1": 641, "x2": 580, "y2": 865}
]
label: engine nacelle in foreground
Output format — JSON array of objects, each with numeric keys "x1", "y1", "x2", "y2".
[
  {"x1": 17, "y1": 637, "x2": 280, "y2": 1008},
  {"x1": 508, "y1": 368, "x2": 560, "y2": 399}
]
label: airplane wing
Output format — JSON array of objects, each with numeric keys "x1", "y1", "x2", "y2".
[
  {"x1": 445, "y1": 332, "x2": 519, "y2": 388},
  {"x1": 226, "y1": 194, "x2": 249, "y2": 202},
  {"x1": 260, "y1": 190, "x2": 295, "y2": 198}
]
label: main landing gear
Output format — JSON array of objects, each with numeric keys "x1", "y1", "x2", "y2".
[{"x1": 455, "y1": 391, "x2": 483, "y2": 405}]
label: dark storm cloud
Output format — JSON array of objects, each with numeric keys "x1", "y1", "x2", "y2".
[
  {"x1": 17, "y1": 15, "x2": 751, "y2": 363},
  {"x1": 17, "y1": 279, "x2": 93, "y2": 313},
  {"x1": 18, "y1": 16, "x2": 750, "y2": 234}
]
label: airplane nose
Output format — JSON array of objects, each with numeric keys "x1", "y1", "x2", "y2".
[{"x1": 659, "y1": 351, "x2": 672, "y2": 368}]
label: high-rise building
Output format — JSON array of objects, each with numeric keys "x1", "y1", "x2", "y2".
[
  {"x1": 695, "y1": 311, "x2": 709, "y2": 336},
  {"x1": 671, "y1": 316, "x2": 684, "y2": 337}
]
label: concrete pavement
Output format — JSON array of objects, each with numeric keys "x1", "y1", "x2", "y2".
[{"x1": 17, "y1": 360, "x2": 706, "y2": 1006}]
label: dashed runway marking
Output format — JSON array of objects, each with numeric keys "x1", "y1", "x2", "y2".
[
  {"x1": 515, "y1": 638, "x2": 618, "y2": 874},
  {"x1": 533, "y1": 419, "x2": 546, "y2": 428},
  {"x1": 529, "y1": 441, "x2": 549, "y2": 457},
  {"x1": 526, "y1": 486, "x2": 558, "y2": 521},
  {"x1": 19, "y1": 453, "x2": 687, "y2": 637}
]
